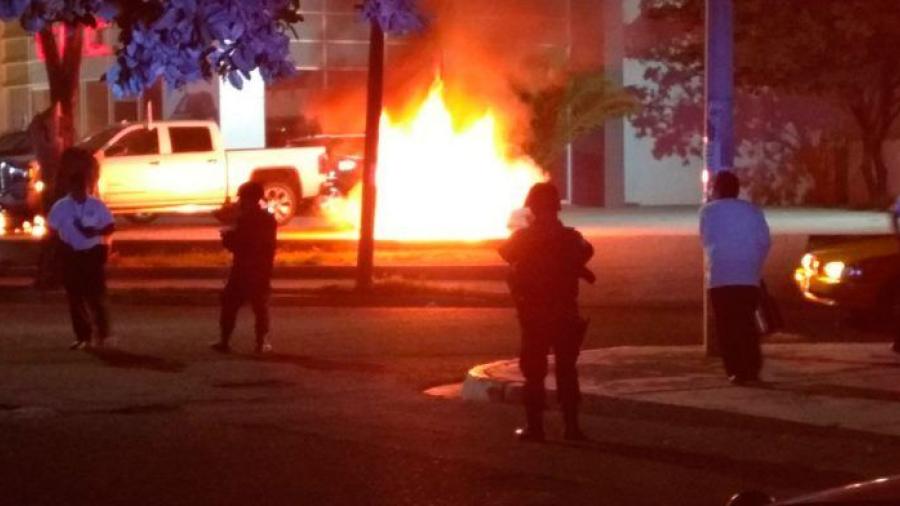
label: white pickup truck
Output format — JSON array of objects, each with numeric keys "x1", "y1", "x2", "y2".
[{"x1": 76, "y1": 120, "x2": 326, "y2": 225}]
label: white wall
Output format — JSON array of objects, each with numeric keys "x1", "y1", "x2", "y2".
[
  {"x1": 622, "y1": 57, "x2": 703, "y2": 205},
  {"x1": 620, "y1": 0, "x2": 703, "y2": 206},
  {"x1": 219, "y1": 71, "x2": 265, "y2": 149}
]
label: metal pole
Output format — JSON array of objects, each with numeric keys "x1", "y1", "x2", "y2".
[
  {"x1": 703, "y1": 0, "x2": 734, "y2": 356},
  {"x1": 356, "y1": 22, "x2": 385, "y2": 292}
]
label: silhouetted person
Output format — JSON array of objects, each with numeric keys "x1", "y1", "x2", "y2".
[
  {"x1": 47, "y1": 148, "x2": 114, "y2": 350},
  {"x1": 500, "y1": 182, "x2": 594, "y2": 442},
  {"x1": 211, "y1": 181, "x2": 277, "y2": 354},
  {"x1": 700, "y1": 171, "x2": 771, "y2": 384}
]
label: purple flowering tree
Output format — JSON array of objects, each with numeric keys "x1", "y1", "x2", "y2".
[
  {"x1": 356, "y1": 0, "x2": 424, "y2": 291},
  {"x1": 0, "y1": 0, "x2": 301, "y2": 204},
  {"x1": 0, "y1": 0, "x2": 301, "y2": 286}
]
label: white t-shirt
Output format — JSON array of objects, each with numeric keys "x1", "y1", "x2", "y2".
[
  {"x1": 48, "y1": 195, "x2": 114, "y2": 251},
  {"x1": 699, "y1": 198, "x2": 771, "y2": 288}
]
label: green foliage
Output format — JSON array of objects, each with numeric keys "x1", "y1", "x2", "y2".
[
  {"x1": 519, "y1": 71, "x2": 637, "y2": 170},
  {"x1": 630, "y1": 0, "x2": 900, "y2": 204}
]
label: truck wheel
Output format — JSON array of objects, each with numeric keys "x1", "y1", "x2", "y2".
[
  {"x1": 262, "y1": 180, "x2": 298, "y2": 226},
  {"x1": 125, "y1": 212, "x2": 158, "y2": 224}
]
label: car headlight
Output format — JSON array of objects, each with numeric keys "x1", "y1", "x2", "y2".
[
  {"x1": 0, "y1": 162, "x2": 29, "y2": 179},
  {"x1": 801, "y1": 253, "x2": 817, "y2": 271},
  {"x1": 337, "y1": 159, "x2": 358, "y2": 172},
  {"x1": 822, "y1": 261, "x2": 846, "y2": 283}
]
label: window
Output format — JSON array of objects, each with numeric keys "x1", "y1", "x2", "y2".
[
  {"x1": 265, "y1": 71, "x2": 324, "y2": 146},
  {"x1": 106, "y1": 128, "x2": 159, "y2": 157},
  {"x1": 113, "y1": 100, "x2": 139, "y2": 122},
  {"x1": 169, "y1": 127, "x2": 213, "y2": 153},
  {"x1": 141, "y1": 80, "x2": 163, "y2": 121},
  {"x1": 84, "y1": 81, "x2": 110, "y2": 137},
  {"x1": 6, "y1": 88, "x2": 30, "y2": 131}
]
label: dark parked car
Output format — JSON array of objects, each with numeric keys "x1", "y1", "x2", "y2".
[
  {"x1": 728, "y1": 474, "x2": 900, "y2": 504},
  {"x1": 0, "y1": 130, "x2": 40, "y2": 228},
  {"x1": 794, "y1": 235, "x2": 900, "y2": 319}
]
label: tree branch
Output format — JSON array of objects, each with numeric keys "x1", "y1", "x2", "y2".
[
  {"x1": 60, "y1": 25, "x2": 84, "y2": 106},
  {"x1": 39, "y1": 27, "x2": 62, "y2": 103}
]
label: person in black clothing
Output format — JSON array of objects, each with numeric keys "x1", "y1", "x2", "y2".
[
  {"x1": 210, "y1": 181, "x2": 277, "y2": 354},
  {"x1": 499, "y1": 182, "x2": 595, "y2": 442}
]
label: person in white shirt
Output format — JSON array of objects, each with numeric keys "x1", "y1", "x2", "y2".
[
  {"x1": 700, "y1": 171, "x2": 771, "y2": 384},
  {"x1": 47, "y1": 148, "x2": 115, "y2": 350}
]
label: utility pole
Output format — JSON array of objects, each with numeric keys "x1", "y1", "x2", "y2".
[
  {"x1": 356, "y1": 22, "x2": 385, "y2": 292},
  {"x1": 703, "y1": 0, "x2": 735, "y2": 355}
]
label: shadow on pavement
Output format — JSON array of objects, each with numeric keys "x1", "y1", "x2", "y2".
[
  {"x1": 87, "y1": 348, "x2": 186, "y2": 373},
  {"x1": 240, "y1": 352, "x2": 387, "y2": 374},
  {"x1": 547, "y1": 438, "x2": 861, "y2": 489}
]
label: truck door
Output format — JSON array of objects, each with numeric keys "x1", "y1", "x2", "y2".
[
  {"x1": 159, "y1": 125, "x2": 226, "y2": 205},
  {"x1": 98, "y1": 126, "x2": 162, "y2": 210}
]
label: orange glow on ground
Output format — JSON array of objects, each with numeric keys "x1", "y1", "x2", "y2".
[{"x1": 323, "y1": 76, "x2": 545, "y2": 241}]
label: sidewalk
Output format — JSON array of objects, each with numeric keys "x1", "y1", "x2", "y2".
[{"x1": 462, "y1": 342, "x2": 900, "y2": 437}]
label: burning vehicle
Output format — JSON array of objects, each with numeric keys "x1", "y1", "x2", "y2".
[
  {"x1": 321, "y1": 75, "x2": 546, "y2": 241},
  {"x1": 287, "y1": 134, "x2": 364, "y2": 201}
]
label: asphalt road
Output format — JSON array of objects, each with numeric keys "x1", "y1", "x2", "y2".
[
  {"x1": 2, "y1": 303, "x2": 899, "y2": 506},
  {"x1": 2, "y1": 207, "x2": 897, "y2": 505}
]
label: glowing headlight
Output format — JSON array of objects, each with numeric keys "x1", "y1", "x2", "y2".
[
  {"x1": 337, "y1": 159, "x2": 358, "y2": 172},
  {"x1": 30, "y1": 215, "x2": 46, "y2": 238},
  {"x1": 801, "y1": 253, "x2": 816, "y2": 271},
  {"x1": 0, "y1": 162, "x2": 28, "y2": 178},
  {"x1": 822, "y1": 261, "x2": 846, "y2": 282}
]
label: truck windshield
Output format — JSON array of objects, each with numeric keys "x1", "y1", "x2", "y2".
[{"x1": 78, "y1": 125, "x2": 128, "y2": 153}]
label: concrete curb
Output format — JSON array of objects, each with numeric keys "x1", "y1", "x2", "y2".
[
  {"x1": 0, "y1": 264, "x2": 509, "y2": 281},
  {"x1": 461, "y1": 344, "x2": 900, "y2": 437},
  {"x1": 461, "y1": 360, "x2": 524, "y2": 404}
]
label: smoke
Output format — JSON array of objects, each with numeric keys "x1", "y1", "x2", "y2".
[{"x1": 304, "y1": 0, "x2": 610, "y2": 152}]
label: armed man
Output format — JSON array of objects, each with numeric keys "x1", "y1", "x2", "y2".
[
  {"x1": 500, "y1": 182, "x2": 595, "y2": 442},
  {"x1": 210, "y1": 181, "x2": 277, "y2": 354}
]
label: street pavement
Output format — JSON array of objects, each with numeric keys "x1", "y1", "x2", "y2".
[
  {"x1": 461, "y1": 341, "x2": 900, "y2": 437},
  {"x1": 3, "y1": 301, "x2": 900, "y2": 505},
  {"x1": 3, "y1": 207, "x2": 900, "y2": 504}
]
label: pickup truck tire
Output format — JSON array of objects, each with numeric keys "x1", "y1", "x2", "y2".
[
  {"x1": 261, "y1": 180, "x2": 298, "y2": 226},
  {"x1": 125, "y1": 212, "x2": 158, "y2": 224}
]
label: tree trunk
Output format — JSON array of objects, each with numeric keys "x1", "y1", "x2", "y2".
[
  {"x1": 834, "y1": 141, "x2": 850, "y2": 206},
  {"x1": 355, "y1": 22, "x2": 385, "y2": 293},
  {"x1": 32, "y1": 24, "x2": 84, "y2": 289},
  {"x1": 857, "y1": 147, "x2": 877, "y2": 205},
  {"x1": 872, "y1": 141, "x2": 890, "y2": 205}
]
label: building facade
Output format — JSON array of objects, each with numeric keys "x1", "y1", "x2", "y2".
[{"x1": 0, "y1": 0, "x2": 708, "y2": 207}]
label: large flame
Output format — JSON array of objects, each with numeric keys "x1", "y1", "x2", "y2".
[{"x1": 324, "y1": 76, "x2": 545, "y2": 241}]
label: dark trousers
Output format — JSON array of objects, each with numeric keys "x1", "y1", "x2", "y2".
[
  {"x1": 518, "y1": 310, "x2": 585, "y2": 425},
  {"x1": 709, "y1": 285, "x2": 762, "y2": 380},
  {"x1": 220, "y1": 280, "x2": 270, "y2": 344},
  {"x1": 61, "y1": 245, "x2": 109, "y2": 343}
]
